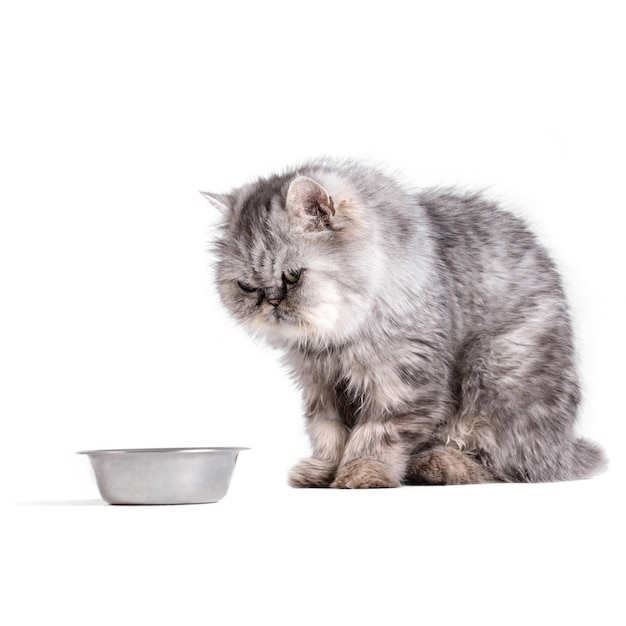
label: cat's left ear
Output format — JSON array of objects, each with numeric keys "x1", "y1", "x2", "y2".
[
  {"x1": 200, "y1": 191, "x2": 233, "y2": 214},
  {"x1": 286, "y1": 176, "x2": 335, "y2": 231}
]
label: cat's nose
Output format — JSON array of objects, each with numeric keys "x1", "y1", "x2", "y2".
[{"x1": 264, "y1": 285, "x2": 286, "y2": 307}]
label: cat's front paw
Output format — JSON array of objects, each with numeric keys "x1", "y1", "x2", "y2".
[
  {"x1": 331, "y1": 458, "x2": 401, "y2": 489},
  {"x1": 288, "y1": 458, "x2": 337, "y2": 488}
]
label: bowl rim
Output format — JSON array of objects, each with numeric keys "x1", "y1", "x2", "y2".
[{"x1": 77, "y1": 447, "x2": 249, "y2": 456}]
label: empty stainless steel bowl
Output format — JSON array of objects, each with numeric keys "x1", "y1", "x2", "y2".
[{"x1": 79, "y1": 447, "x2": 248, "y2": 505}]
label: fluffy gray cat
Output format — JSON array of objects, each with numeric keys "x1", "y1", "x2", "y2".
[{"x1": 206, "y1": 159, "x2": 606, "y2": 488}]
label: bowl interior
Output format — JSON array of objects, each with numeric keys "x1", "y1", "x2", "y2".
[{"x1": 78, "y1": 447, "x2": 249, "y2": 455}]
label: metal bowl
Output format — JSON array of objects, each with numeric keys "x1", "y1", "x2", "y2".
[{"x1": 78, "y1": 447, "x2": 248, "y2": 505}]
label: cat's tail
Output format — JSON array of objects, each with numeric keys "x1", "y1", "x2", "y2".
[{"x1": 571, "y1": 437, "x2": 607, "y2": 479}]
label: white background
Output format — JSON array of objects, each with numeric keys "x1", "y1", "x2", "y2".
[{"x1": 1, "y1": 1, "x2": 624, "y2": 624}]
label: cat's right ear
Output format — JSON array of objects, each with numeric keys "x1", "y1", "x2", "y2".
[{"x1": 200, "y1": 191, "x2": 233, "y2": 214}]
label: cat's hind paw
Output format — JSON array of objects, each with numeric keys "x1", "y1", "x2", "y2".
[{"x1": 405, "y1": 447, "x2": 495, "y2": 485}]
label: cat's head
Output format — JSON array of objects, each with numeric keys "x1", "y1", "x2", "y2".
[{"x1": 207, "y1": 169, "x2": 382, "y2": 348}]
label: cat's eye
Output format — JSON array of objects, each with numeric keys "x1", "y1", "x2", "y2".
[
  {"x1": 237, "y1": 280, "x2": 256, "y2": 293},
  {"x1": 283, "y1": 269, "x2": 301, "y2": 284}
]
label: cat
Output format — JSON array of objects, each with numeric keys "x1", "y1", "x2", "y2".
[{"x1": 205, "y1": 158, "x2": 606, "y2": 488}]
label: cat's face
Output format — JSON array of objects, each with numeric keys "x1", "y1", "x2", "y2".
[{"x1": 210, "y1": 174, "x2": 379, "y2": 347}]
